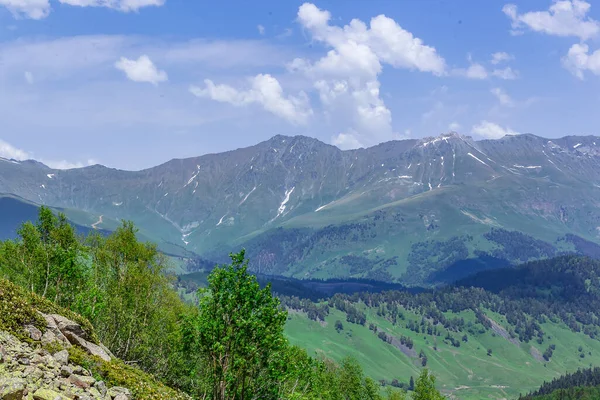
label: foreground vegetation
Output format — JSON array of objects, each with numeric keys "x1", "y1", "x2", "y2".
[
  {"x1": 0, "y1": 207, "x2": 445, "y2": 399},
  {"x1": 5, "y1": 207, "x2": 600, "y2": 399}
]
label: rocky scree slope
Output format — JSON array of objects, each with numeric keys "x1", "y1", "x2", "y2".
[{"x1": 0, "y1": 279, "x2": 189, "y2": 400}]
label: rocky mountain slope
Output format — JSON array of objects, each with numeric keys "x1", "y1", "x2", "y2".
[
  {"x1": 0, "y1": 279, "x2": 189, "y2": 400},
  {"x1": 2, "y1": 133, "x2": 600, "y2": 284}
]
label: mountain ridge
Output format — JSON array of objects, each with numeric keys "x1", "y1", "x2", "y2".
[{"x1": 2, "y1": 131, "x2": 600, "y2": 283}]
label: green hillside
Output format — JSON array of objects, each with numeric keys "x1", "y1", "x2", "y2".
[{"x1": 275, "y1": 257, "x2": 600, "y2": 399}]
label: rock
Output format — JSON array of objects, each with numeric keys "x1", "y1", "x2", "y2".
[
  {"x1": 24, "y1": 325, "x2": 43, "y2": 341},
  {"x1": 32, "y1": 388, "x2": 69, "y2": 400},
  {"x1": 43, "y1": 355, "x2": 57, "y2": 369},
  {"x1": 0, "y1": 377, "x2": 25, "y2": 400},
  {"x1": 72, "y1": 366, "x2": 84, "y2": 375},
  {"x1": 107, "y1": 387, "x2": 131, "y2": 399},
  {"x1": 53, "y1": 350, "x2": 69, "y2": 365},
  {"x1": 99, "y1": 344, "x2": 115, "y2": 359},
  {"x1": 68, "y1": 374, "x2": 95, "y2": 389},
  {"x1": 114, "y1": 395, "x2": 129, "y2": 400},
  {"x1": 60, "y1": 365, "x2": 72, "y2": 378},
  {"x1": 31, "y1": 368, "x2": 45, "y2": 381},
  {"x1": 63, "y1": 333, "x2": 111, "y2": 362},
  {"x1": 41, "y1": 330, "x2": 59, "y2": 346},
  {"x1": 21, "y1": 366, "x2": 35, "y2": 377},
  {"x1": 94, "y1": 381, "x2": 107, "y2": 397},
  {"x1": 18, "y1": 356, "x2": 30, "y2": 365},
  {"x1": 49, "y1": 314, "x2": 89, "y2": 341},
  {"x1": 31, "y1": 354, "x2": 45, "y2": 364},
  {"x1": 39, "y1": 314, "x2": 70, "y2": 347}
]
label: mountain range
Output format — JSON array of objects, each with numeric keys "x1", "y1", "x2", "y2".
[{"x1": 2, "y1": 132, "x2": 600, "y2": 285}]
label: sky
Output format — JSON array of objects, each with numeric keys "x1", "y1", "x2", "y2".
[{"x1": 0, "y1": 0, "x2": 599, "y2": 170}]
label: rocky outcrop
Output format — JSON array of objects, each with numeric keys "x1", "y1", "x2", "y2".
[
  {"x1": 34, "y1": 313, "x2": 112, "y2": 363},
  {"x1": 0, "y1": 331, "x2": 130, "y2": 400}
]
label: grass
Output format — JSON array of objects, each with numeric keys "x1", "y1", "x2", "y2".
[{"x1": 284, "y1": 304, "x2": 600, "y2": 399}]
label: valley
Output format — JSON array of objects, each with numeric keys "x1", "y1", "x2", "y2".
[{"x1": 3, "y1": 133, "x2": 600, "y2": 399}]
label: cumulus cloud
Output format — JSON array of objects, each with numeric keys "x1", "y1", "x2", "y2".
[
  {"x1": 190, "y1": 74, "x2": 312, "y2": 125},
  {"x1": 0, "y1": 0, "x2": 50, "y2": 19},
  {"x1": 257, "y1": 24, "x2": 265, "y2": 35},
  {"x1": 503, "y1": 0, "x2": 599, "y2": 41},
  {"x1": 295, "y1": 3, "x2": 446, "y2": 78},
  {"x1": 491, "y1": 87, "x2": 514, "y2": 106},
  {"x1": 114, "y1": 55, "x2": 168, "y2": 85},
  {"x1": 562, "y1": 43, "x2": 600, "y2": 78},
  {"x1": 491, "y1": 52, "x2": 514, "y2": 65},
  {"x1": 471, "y1": 120, "x2": 518, "y2": 139},
  {"x1": 492, "y1": 66, "x2": 519, "y2": 80},
  {"x1": 290, "y1": 2, "x2": 446, "y2": 148}
]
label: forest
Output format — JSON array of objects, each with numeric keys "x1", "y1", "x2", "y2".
[
  {"x1": 5, "y1": 207, "x2": 600, "y2": 398},
  {"x1": 520, "y1": 367, "x2": 600, "y2": 399},
  {"x1": 0, "y1": 207, "x2": 444, "y2": 399}
]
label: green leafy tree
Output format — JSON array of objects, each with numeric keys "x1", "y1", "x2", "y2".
[
  {"x1": 413, "y1": 369, "x2": 445, "y2": 400},
  {"x1": 0, "y1": 206, "x2": 85, "y2": 307},
  {"x1": 386, "y1": 387, "x2": 406, "y2": 400},
  {"x1": 83, "y1": 221, "x2": 186, "y2": 385},
  {"x1": 183, "y1": 249, "x2": 288, "y2": 400}
]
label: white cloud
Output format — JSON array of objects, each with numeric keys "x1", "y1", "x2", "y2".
[
  {"x1": 58, "y1": 0, "x2": 164, "y2": 12},
  {"x1": 0, "y1": 0, "x2": 50, "y2": 19},
  {"x1": 491, "y1": 87, "x2": 514, "y2": 106},
  {"x1": 276, "y1": 28, "x2": 293, "y2": 39},
  {"x1": 491, "y1": 52, "x2": 514, "y2": 65},
  {"x1": 24, "y1": 71, "x2": 34, "y2": 84},
  {"x1": 296, "y1": 3, "x2": 446, "y2": 78},
  {"x1": 42, "y1": 159, "x2": 97, "y2": 169},
  {"x1": 562, "y1": 43, "x2": 600, "y2": 78},
  {"x1": 492, "y1": 66, "x2": 519, "y2": 80},
  {"x1": 190, "y1": 74, "x2": 312, "y2": 125},
  {"x1": 503, "y1": 0, "x2": 599, "y2": 41},
  {"x1": 471, "y1": 120, "x2": 518, "y2": 139},
  {"x1": 257, "y1": 24, "x2": 265, "y2": 35},
  {"x1": 114, "y1": 55, "x2": 168, "y2": 85},
  {"x1": 290, "y1": 2, "x2": 446, "y2": 148},
  {"x1": 449, "y1": 122, "x2": 461, "y2": 131},
  {"x1": 332, "y1": 132, "x2": 363, "y2": 149},
  {"x1": 0, "y1": 138, "x2": 95, "y2": 169},
  {"x1": 453, "y1": 62, "x2": 488, "y2": 80},
  {"x1": 0, "y1": 138, "x2": 31, "y2": 160},
  {"x1": 1, "y1": 0, "x2": 163, "y2": 19}
]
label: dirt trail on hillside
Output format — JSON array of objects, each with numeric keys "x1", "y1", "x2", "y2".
[{"x1": 92, "y1": 215, "x2": 103, "y2": 229}]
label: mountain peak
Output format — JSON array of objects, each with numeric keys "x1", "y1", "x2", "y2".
[{"x1": 416, "y1": 132, "x2": 471, "y2": 147}]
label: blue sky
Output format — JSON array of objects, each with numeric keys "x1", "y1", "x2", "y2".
[{"x1": 0, "y1": 0, "x2": 599, "y2": 170}]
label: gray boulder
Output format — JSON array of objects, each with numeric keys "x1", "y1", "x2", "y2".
[{"x1": 0, "y1": 377, "x2": 25, "y2": 400}]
